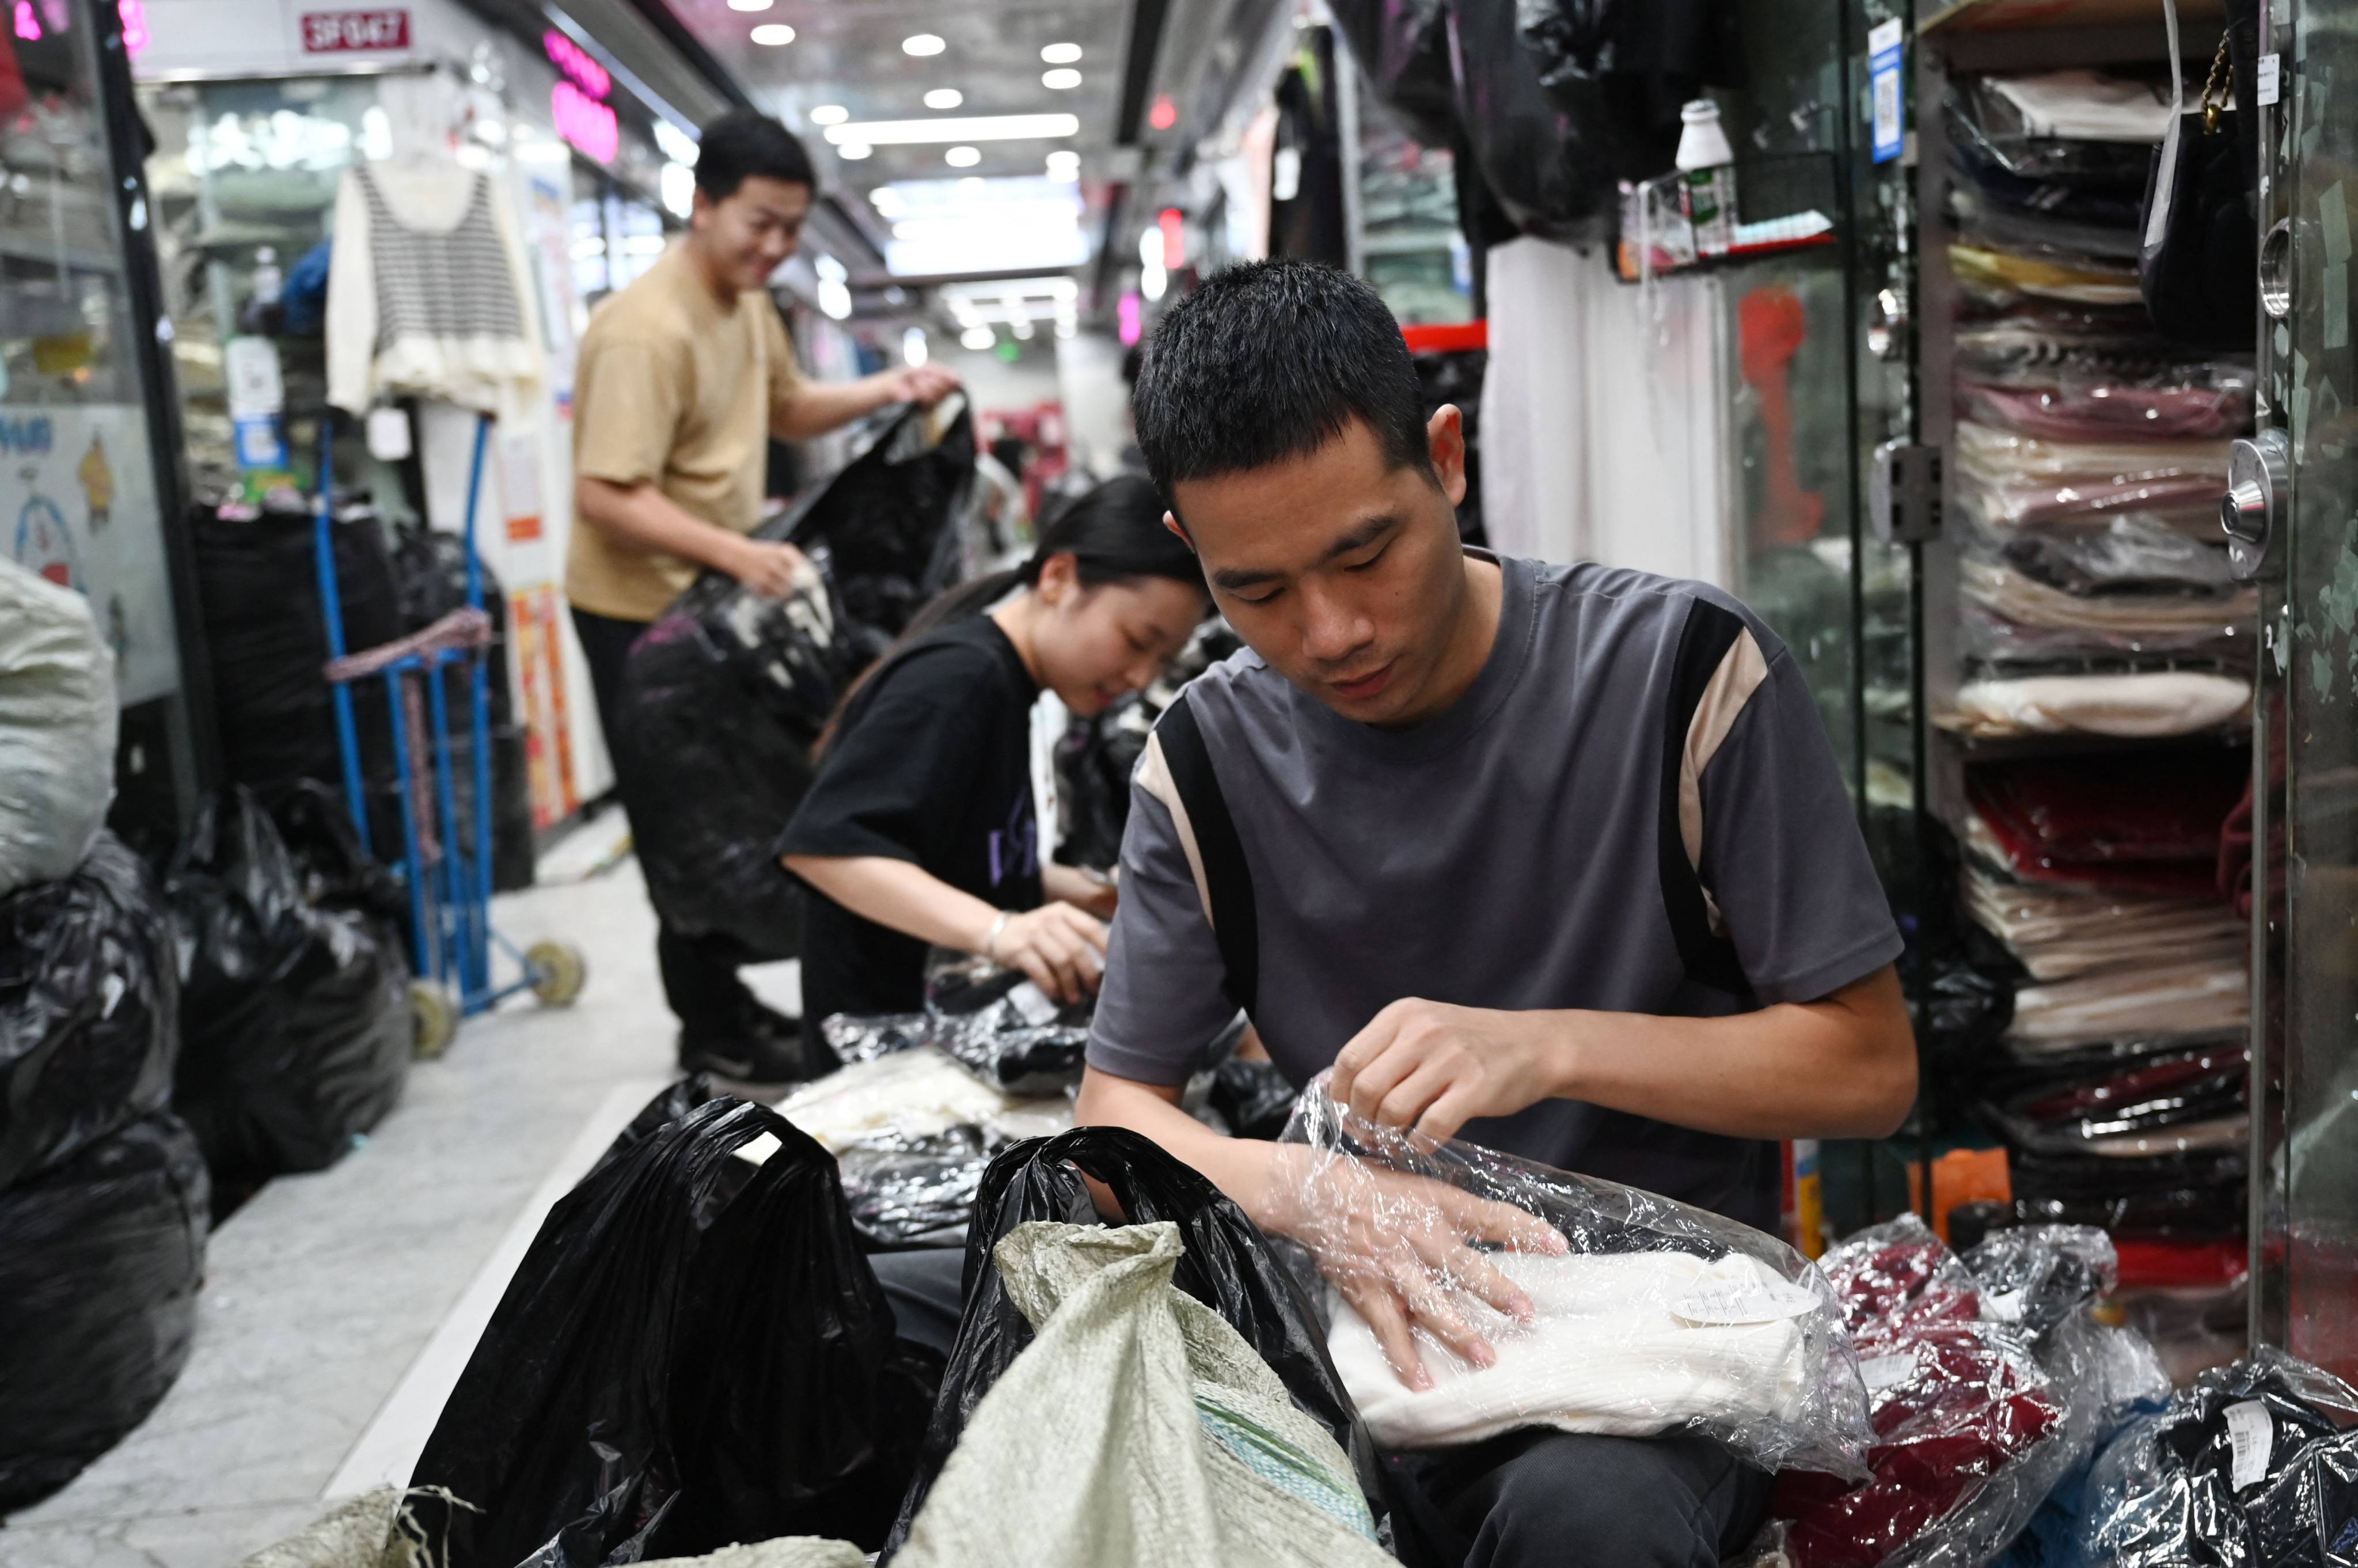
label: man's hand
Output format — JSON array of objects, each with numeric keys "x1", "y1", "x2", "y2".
[
  {"x1": 724, "y1": 536, "x2": 811, "y2": 599},
  {"x1": 1263, "y1": 1144, "x2": 1566, "y2": 1390},
  {"x1": 986, "y1": 902, "x2": 1108, "y2": 1004},
  {"x1": 1330, "y1": 999, "x2": 1567, "y2": 1144},
  {"x1": 888, "y1": 364, "x2": 960, "y2": 407}
]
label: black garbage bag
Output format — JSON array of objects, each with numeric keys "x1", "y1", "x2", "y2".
[
  {"x1": 0, "y1": 834, "x2": 178, "y2": 1191},
  {"x1": 190, "y1": 499, "x2": 406, "y2": 853},
  {"x1": 920, "y1": 954, "x2": 1091, "y2": 1096},
  {"x1": 167, "y1": 789, "x2": 411, "y2": 1180},
  {"x1": 617, "y1": 403, "x2": 975, "y2": 954},
  {"x1": 1209, "y1": 1056, "x2": 1301, "y2": 1141},
  {"x1": 264, "y1": 778, "x2": 409, "y2": 935},
  {"x1": 884, "y1": 1125, "x2": 1387, "y2": 1552},
  {"x1": 0, "y1": 1113, "x2": 209, "y2": 1512},
  {"x1": 787, "y1": 400, "x2": 981, "y2": 641},
  {"x1": 1330, "y1": 0, "x2": 1457, "y2": 148},
  {"x1": 406, "y1": 1092, "x2": 940, "y2": 1566}
]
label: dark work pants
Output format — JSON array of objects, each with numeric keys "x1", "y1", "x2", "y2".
[
  {"x1": 864, "y1": 1246, "x2": 1775, "y2": 1567},
  {"x1": 571, "y1": 605, "x2": 770, "y2": 1037}
]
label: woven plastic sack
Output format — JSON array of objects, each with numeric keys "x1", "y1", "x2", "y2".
[
  {"x1": 1279, "y1": 1076, "x2": 1870, "y2": 1476},
  {"x1": 0, "y1": 556, "x2": 116, "y2": 898},
  {"x1": 893, "y1": 1221, "x2": 1396, "y2": 1568}
]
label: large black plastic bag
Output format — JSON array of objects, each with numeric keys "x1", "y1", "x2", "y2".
[
  {"x1": 0, "y1": 834, "x2": 177, "y2": 1190},
  {"x1": 406, "y1": 1092, "x2": 940, "y2": 1567},
  {"x1": 0, "y1": 1112, "x2": 209, "y2": 1512},
  {"x1": 615, "y1": 403, "x2": 976, "y2": 955},
  {"x1": 884, "y1": 1125, "x2": 1387, "y2": 1552},
  {"x1": 167, "y1": 788, "x2": 411, "y2": 1179},
  {"x1": 1330, "y1": 0, "x2": 1457, "y2": 147}
]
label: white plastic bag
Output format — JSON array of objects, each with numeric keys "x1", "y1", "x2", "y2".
[
  {"x1": 893, "y1": 1220, "x2": 1396, "y2": 1568},
  {"x1": 1278, "y1": 1076, "x2": 1871, "y2": 1476},
  {"x1": 0, "y1": 557, "x2": 116, "y2": 897}
]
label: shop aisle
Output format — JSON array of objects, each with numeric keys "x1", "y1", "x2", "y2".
[{"x1": 0, "y1": 832, "x2": 785, "y2": 1568}]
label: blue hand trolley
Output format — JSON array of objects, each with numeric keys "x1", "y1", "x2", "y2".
[{"x1": 313, "y1": 411, "x2": 585, "y2": 1056}]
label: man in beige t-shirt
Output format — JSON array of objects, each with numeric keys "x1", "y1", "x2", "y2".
[{"x1": 567, "y1": 109, "x2": 955, "y2": 1083}]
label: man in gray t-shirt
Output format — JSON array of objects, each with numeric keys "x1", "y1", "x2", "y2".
[{"x1": 1074, "y1": 261, "x2": 1917, "y2": 1568}]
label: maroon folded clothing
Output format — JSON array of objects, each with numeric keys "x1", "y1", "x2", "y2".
[
  {"x1": 1769, "y1": 1225, "x2": 2065, "y2": 1568},
  {"x1": 1958, "y1": 379, "x2": 2253, "y2": 442},
  {"x1": 1968, "y1": 751, "x2": 2245, "y2": 868}
]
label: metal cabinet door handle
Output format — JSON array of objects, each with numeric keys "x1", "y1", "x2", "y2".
[{"x1": 2224, "y1": 428, "x2": 2291, "y2": 581}]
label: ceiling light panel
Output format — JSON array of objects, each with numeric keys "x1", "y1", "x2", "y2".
[
  {"x1": 809, "y1": 104, "x2": 848, "y2": 126},
  {"x1": 1040, "y1": 41, "x2": 1081, "y2": 63},
  {"x1": 1041, "y1": 68, "x2": 1081, "y2": 89},
  {"x1": 902, "y1": 32, "x2": 945, "y2": 55},
  {"x1": 749, "y1": 22, "x2": 793, "y2": 44},
  {"x1": 823, "y1": 114, "x2": 1079, "y2": 146},
  {"x1": 923, "y1": 88, "x2": 963, "y2": 109}
]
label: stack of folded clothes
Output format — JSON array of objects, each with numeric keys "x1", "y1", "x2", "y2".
[{"x1": 1937, "y1": 71, "x2": 2256, "y2": 743}]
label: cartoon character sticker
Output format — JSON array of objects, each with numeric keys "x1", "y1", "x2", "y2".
[
  {"x1": 12, "y1": 476, "x2": 77, "y2": 588},
  {"x1": 78, "y1": 433, "x2": 113, "y2": 531}
]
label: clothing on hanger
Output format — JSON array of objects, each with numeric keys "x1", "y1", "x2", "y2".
[{"x1": 326, "y1": 158, "x2": 545, "y2": 424}]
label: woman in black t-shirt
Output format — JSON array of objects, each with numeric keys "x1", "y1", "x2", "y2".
[{"x1": 779, "y1": 474, "x2": 1208, "y2": 1039}]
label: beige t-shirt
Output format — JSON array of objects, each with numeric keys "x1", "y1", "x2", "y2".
[{"x1": 565, "y1": 244, "x2": 802, "y2": 621}]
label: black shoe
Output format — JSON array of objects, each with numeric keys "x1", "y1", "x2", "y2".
[
  {"x1": 677, "y1": 1026, "x2": 821, "y2": 1086},
  {"x1": 741, "y1": 1000, "x2": 803, "y2": 1044}
]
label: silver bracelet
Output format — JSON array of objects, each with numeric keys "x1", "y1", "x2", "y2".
[{"x1": 983, "y1": 910, "x2": 1013, "y2": 960}]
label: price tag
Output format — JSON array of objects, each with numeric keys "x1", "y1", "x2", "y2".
[
  {"x1": 2226, "y1": 1400, "x2": 2275, "y2": 1490},
  {"x1": 1859, "y1": 1351, "x2": 1917, "y2": 1393},
  {"x1": 1869, "y1": 19, "x2": 1906, "y2": 165},
  {"x1": 1674, "y1": 1270, "x2": 1821, "y2": 1326},
  {"x1": 2257, "y1": 53, "x2": 2282, "y2": 107},
  {"x1": 1005, "y1": 981, "x2": 1060, "y2": 1026}
]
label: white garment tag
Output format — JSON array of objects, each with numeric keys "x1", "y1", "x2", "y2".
[
  {"x1": 1984, "y1": 1288, "x2": 2026, "y2": 1323},
  {"x1": 1859, "y1": 1351, "x2": 1917, "y2": 1394},
  {"x1": 730, "y1": 1130, "x2": 783, "y2": 1168},
  {"x1": 2257, "y1": 54, "x2": 2282, "y2": 107},
  {"x1": 366, "y1": 405, "x2": 413, "y2": 462},
  {"x1": 2226, "y1": 1400, "x2": 2275, "y2": 1490},
  {"x1": 1672, "y1": 1271, "x2": 1820, "y2": 1326},
  {"x1": 1005, "y1": 980, "x2": 1061, "y2": 1026}
]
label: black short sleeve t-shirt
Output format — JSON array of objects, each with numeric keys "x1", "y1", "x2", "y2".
[{"x1": 778, "y1": 615, "x2": 1042, "y2": 1028}]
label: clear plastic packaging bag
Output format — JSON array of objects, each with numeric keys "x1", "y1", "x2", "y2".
[
  {"x1": 1275, "y1": 1077, "x2": 1871, "y2": 1478},
  {"x1": 1953, "y1": 423, "x2": 2232, "y2": 492},
  {"x1": 1958, "y1": 604, "x2": 2249, "y2": 668},
  {"x1": 2081, "y1": 1349, "x2": 2358, "y2": 1568},
  {"x1": 1755, "y1": 1218, "x2": 2166, "y2": 1568}
]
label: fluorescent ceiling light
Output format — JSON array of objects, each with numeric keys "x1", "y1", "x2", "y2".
[
  {"x1": 653, "y1": 119, "x2": 698, "y2": 164},
  {"x1": 837, "y1": 142, "x2": 871, "y2": 160},
  {"x1": 818, "y1": 277, "x2": 852, "y2": 320},
  {"x1": 939, "y1": 276, "x2": 1079, "y2": 302},
  {"x1": 960, "y1": 325, "x2": 994, "y2": 351},
  {"x1": 902, "y1": 32, "x2": 945, "y2": 56},
  {"x1": 823, "y1": 113, "x2": 1078, "y2": 146},
  {"x1": 809, "y1": 104, "x2": 848, "y2": 126},
  {"x1": 1041, "y1": 68, "x2": 1081, "y2": 90},
  {"x1": 943, "y1": 145, "x2": 981, "y2": 167},
  {"x1": 726, "y1": 0, "x2": 768, "y2": 9},
  {"x1": 869, "y1": 187, "x2": 906, "y2": 218},
  {"x1": 814, "y1": 253, "x2": 846, "y2": 282},
  {"x1": 1041, "y1": 42, "x2": 1081, "y2": 63},
  {"x1": 750, "y1": 23, "x2": 793, "y2": 44},
  {"x1": 924, "y1": 88, "x2": 963, "y2": 109}
]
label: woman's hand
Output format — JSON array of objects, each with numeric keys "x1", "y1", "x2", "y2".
[
  {"x1": 1042, "y1": 861, "x2": 1119, "y2": 920},
  {"x1": 985, "y1": 903, "x2": 1109, "y2": 1004}
]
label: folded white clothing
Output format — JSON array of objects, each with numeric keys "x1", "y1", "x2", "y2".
[
  {"x1": 1959, "y1": 559, "x2": 2253, "y2": 637},
  {"x1": 1984, "y1": 70, "x2": 2175, "y2": 143},
  {"x1": 774, "y1": 1047, "x2": 1069, "y2": 1154},
  {"x1": 2006, "y1": 962, "x2": 2248, "y2": 1047},
  {"x1": 1943, "y1": 672, "x2": 2251, "y2": 739},
  {"x1": 1327, "y1": 1250, "x2": 1817, "y2": 1451}
]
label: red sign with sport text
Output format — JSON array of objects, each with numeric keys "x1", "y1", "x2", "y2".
[{"x1": 299, "y1": 9, "x2": 409, "y2": 52}]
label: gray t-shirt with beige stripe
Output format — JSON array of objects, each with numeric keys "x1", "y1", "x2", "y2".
[{"x1": 1086, "y1": 554, "x2": 1903, "y2": 1232}]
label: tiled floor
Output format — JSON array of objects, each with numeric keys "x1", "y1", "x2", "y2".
[{"x1": 0, "y1": 832, "x2": 791, "y2": 1568}]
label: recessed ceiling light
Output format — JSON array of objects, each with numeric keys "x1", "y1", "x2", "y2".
[
  {"x1": 902, "y1": 32, "x2": 945, "y2": 56},
  {"x1": 1041, "y1": 68, "x2": 1081, "y2": 90},
  {"x1": 836, "y1": 142, "x2": 872, "y2": 160},
  {"x1": 944, "y1": 145, "x2": 981, "y2": 168},
  {"x1": 726, "y1": 0, "x2": 769, "y2": 10},
  {"x1": 821, "y1": 113, "x2": 1079, "y2": 146},
  {"x1": 1045, "y1": 150, "x2": 1079, "y2": 183},
  {"x1": 810, "y1": 104, "x2": 848, "y2": 126},
  {"x1": 960, "y1": 325, "x2": 994, "y2": 351},
  {"x1": 750, "y1": 22, "x2": 794, "y2": 44},
  {"x1": 924, "y1": 88, "x2": 963, "y2": 110},
  {"x1": 1041, "y1": 41, "x2": 1081, "y2": 63}
]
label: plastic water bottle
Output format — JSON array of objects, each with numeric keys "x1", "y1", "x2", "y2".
[{"x1": 1676, "y1": 101, "x2": 1738, "y2": 257}]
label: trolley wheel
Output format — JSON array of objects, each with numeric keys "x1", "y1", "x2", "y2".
[
  {"x1": 412, "y1": 981, "x2": 460, "y2": 1058},
  {"x1": 526, "y1": 940, "x2": 587, "y2": 1007}
]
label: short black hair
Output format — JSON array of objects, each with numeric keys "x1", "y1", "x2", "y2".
[
  {"x1": 693, "y1": 109, "x2": 815, "y2": 202},
  {"x1": 1131, "y1": 259, "x2": 1433, "y2": 498}
]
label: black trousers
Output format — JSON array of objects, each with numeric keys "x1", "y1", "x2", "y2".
[
  {"x1": 865, "y1": 1246, "x2": 1775, "y2": 1567},
  {"x1": 571, "y1": 605, "x2": 773, "y2": 1037}
]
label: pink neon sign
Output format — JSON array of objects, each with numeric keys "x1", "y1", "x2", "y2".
[
  {"x1": 552, "y1": 79, "x2": 618, "y2": 164},
  {"x1": 542, "y1": 31, "x2": 609, "y2": 99}
]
